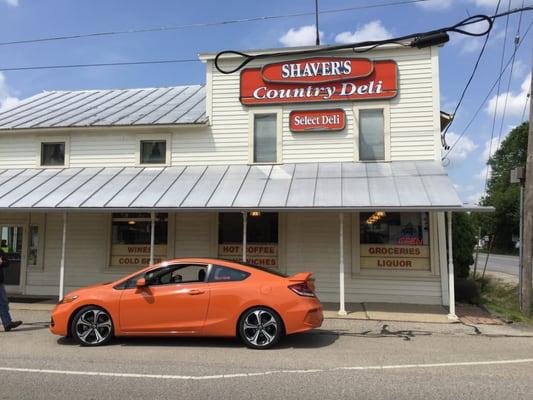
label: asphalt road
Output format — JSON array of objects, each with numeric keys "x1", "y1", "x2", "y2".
[
  {"x1": 473, "y1": 253, "x2": 519, "y2": 276},
  {"x1": 2, "y1": 310, "x2": 533, "y2": 399}
]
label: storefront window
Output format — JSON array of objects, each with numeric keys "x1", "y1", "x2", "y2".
[
  {"x1": 218, "y1": 212, "x2": 278, "y2": 268},
  {"x1": 253, "y1": 114, "x2": 277, "y2": 163},
  {"x1": 41, "y1": 142, "x2": 65, "y2": 166},
  {"x1": 28, "y1": 225, "x2": 39, "y2": 266},
  {"x1": 360, "y1": 212, "x2": 430, "y2": 271},
  {"x1": 110, "y1": 213, "x2": 168, "y2": 267},
  {"x1": 359, "y1": 109, "x2": 384, "y2": 161}
]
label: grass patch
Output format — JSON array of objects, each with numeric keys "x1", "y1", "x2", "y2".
[{"x1": 477, "y1": 276, "x2": 533, "y2": 324}]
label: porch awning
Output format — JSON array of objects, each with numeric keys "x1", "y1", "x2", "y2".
[{"x1": 0, "y1": 161, "x2": 488, "y2": 212}]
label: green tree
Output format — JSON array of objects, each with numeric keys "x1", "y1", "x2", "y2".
[
  {"x1": 452, "y1": 212, "x2": 477, "y2": 279},
  {"x1": 477, "y1": 122, "x2": 528, "y2": 253}
]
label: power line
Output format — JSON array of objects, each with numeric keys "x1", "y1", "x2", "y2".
[
  {"x1": 442, "y1": 18, "x2": 533, "y2": 160},
  {"x1": 0, "y1": 59, "x2": 200, "y2": 72},
  {"x1": 0, "y1": 0, "x2": 430, "y2": 47},
  {"x1": 484, "y1": 0, "x2": 508, "y2": 191},
  {"x1": 442, "y1": 1, "x2": 502, "y2": 150}
]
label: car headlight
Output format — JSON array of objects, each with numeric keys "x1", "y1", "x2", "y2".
[{"x1": 58, "y1": 295, "x2": 79, "y2": 304}]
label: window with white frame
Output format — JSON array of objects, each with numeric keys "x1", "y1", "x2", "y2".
[
  {"x1": 358, "y1": 109, "x2": 385, "y2": 161},
  {"x1": 140, "y1": 140, "x2": 166, "y2": 164},
  {"x1": 40, "y1": 142, "x2": 65, "y2": 166},
  {"x1": 253, "y1": 114, "x2": 278, "y2": 163}
]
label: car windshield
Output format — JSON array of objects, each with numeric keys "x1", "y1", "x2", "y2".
[{"x1": 236, "y1": 261, "x2": 289, "y2": 278}]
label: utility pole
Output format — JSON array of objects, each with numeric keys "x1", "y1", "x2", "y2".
[
  {"x1": 315, "y1": 0, "x2": 320, "y2": 46},
  {"x1": 520, "y1": 65, "x2": 533, "y2": 316}
]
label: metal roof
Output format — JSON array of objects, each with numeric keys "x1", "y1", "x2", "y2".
[
  {"x1": 0, "y1": 161, "x2": 476, "y2": 211},
  {"x1": 0, "y1": 85, "x2": 207, "y2": 130}
]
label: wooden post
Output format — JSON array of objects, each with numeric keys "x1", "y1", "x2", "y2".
[{"x1": 520, "y1": 69, "x2": 533, "y2": 316}]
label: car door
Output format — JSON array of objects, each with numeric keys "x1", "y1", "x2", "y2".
[{"x1": 118, "y1": 263, "x2": 210, "y2": 334}]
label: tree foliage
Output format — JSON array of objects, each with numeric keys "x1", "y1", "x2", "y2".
[
  {"x1": 452, "y1": 212, "x2": 477, "y2": 279},
  {"x1": 477, "y1": 122, "x2": 528, "y2": 253}
]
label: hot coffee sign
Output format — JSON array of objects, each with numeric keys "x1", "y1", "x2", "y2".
[{"x1": 240, "y1": 57, "x2": 397, "y2": 105}]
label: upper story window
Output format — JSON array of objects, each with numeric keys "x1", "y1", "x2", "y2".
[
  {"x1": 253, "y1": 114, "x2": 277, "y2": 163},
  {"x1": 140, "y1": 140, "x2": 166, "y2": 164},
  {"x1": 358, "y1": 109, "x2": 385, "y2": 161},
  {"x1": 41, "y1": 142, "x2": 65, "y2": 166}
]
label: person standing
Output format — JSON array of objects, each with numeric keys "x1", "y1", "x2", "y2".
[{"x1": 0, "y1": 249, "x2": 22, "y2": 332}]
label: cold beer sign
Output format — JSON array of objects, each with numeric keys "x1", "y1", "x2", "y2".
[
  {"x1": 289, "y1": 109, "x2": 345, "y2": 132},
  {"x1": 240, "y1": 57, "x2": 397, "y2": 105}
]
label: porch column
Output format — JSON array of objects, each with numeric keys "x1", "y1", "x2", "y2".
[
  {"x1": 58, "y1": 212, "x2": 67, "y2": 301},
  {"x1": 447, "y1": 211, "x2": 458, "y2": 320},
  {"x1": 338, "y1": 212, "x2": 347, "y2": 315},
  {"x1": 149, "y1": 212, "x2": 155, "y2": 265},
  {"x1": 242, "y1": 211, "x2": 248, "y2": 262}
]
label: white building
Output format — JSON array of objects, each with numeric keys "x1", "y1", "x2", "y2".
[{"x1": 0, "y1": 44, "x2": 483, "y2": 316}]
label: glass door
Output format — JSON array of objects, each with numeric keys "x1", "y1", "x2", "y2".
[{"x1": 1, "y1": 225, "x2": 24, "y2": 291}]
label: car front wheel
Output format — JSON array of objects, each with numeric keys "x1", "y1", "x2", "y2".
[
  {"x1": 70, "y1": 306, "x2": 114, "y2": 346},
  {"x1": 239, "y1": 307, "x2": 283, "y2": 349}
]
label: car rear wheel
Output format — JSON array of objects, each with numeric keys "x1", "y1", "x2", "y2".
[
  {"x1": 239, "y1": 307, "x2": 282, "y2": 349},
  {"x1": 70, "y1": 306, "x2": 114, "y2": 346}
]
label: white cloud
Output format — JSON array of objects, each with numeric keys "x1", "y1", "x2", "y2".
[
  {"x1": 466, "y1": 191, "x2": 484, "y2": 205},
  {"x1": 468, "y1": 0, "x2": 524, "y2": 7},
  {"x1": 335, "y1": 20, "x2": 392, "y2": 44},
  {"x1": 1, "y1": 0, "x2": 19, "y2": 6},
  {"x1": 415, "y1": 0, "x2": 453, "y2": 10},
  {"x1": 0, "y1": 72, "x2": 20, "y2": 112},
  {"x1": 279, "y1": 25, "x2": 323, "y2": 47},
  {"x1": 485, "y1": 73, "x2": 530, "y2": 119},
  {"x1": 443, "y1": 132, "x2": 478, "y2": 167},
  {"x1": 475, "y1": 165, "x2": 492, "y2": 181}
]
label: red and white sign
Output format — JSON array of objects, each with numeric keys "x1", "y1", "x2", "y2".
[
  {"x1": 289, "y1": 109, "x2": 345, "y2": 132},
  {"x1": 240, "y1": 57, "x2": 397, "y2": 105},
  {"x1": 218, "y1": 243, "x2": 278, "y2": 268}
]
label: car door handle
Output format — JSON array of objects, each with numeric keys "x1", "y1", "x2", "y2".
[{"x1": 187, "y1": 289, "x2": 205, "y2": 295}]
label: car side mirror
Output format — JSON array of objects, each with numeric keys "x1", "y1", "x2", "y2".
[{"x1": 136, "y1": 278, "x2": 147, "y2": 288}]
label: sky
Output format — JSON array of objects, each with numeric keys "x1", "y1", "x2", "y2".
[{"x1": 0, "y1": 0, "x2": 531, "y2": 204}]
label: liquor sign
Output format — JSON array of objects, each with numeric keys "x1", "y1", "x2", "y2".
[
  {"x1": 240, "y1": 57, "x2": 397, "y2": 105},
  {"x1": 218, "y1": 243, "x2": 278, "y2": 268},
  {"x1": 289, "y1": 109, "x2": 345, "y2": 132},
  {"x1": 360, "y1": 244, "x2": 430, "y2": 271},
  {"x1": 111, "y1": 244, "x2": 167, "y2": 267}
]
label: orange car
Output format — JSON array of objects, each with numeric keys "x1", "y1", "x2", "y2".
[{"x1": 50, "y1": 258, "x2": 323, "y2": 349}]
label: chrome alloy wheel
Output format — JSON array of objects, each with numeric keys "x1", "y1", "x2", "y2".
[
  {"x1": 242, "y1": 309, "x2": 279, "y2": 347},
  {"x1": 74, "y1": 309, "x2": 112, "y2": 346}
]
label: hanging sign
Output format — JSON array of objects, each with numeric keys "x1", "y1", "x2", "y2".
[
  {"x1": 240, "y1": 57, "x2": 397, "y2": 105},
  {"x1": 289, "y1": 109, "x2": 345, "y2": 132}
]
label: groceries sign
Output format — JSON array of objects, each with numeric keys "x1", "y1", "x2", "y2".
[{"x1": 240, "y1": 57, "x2": 397, "y2": 105}]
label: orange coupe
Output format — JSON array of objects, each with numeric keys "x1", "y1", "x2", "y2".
[{"x1": 50, "y1": 258, "x2": 323, "y2": 349}]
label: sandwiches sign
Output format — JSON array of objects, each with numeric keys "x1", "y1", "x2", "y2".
[{"x1": 240, "y1": 57, "x2": 397, "y2": 105}]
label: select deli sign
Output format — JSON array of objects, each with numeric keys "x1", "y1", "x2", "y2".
[
  {"x1": 240, "y1": 57, "x2": 398, "y2": 105},
  {"x1": 289, "y1": 109, "x2": 345, "y2": 132}
]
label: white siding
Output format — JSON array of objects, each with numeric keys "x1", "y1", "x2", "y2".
[
  {"x1": 0, "y1": 134, "x2": 36, "y2": 168},
  {"x1": 284, "y1": 212, "x2": 443, "y2": 305},
  {"x1": 24, "y1": 212, "x2": 217, "y2": 296},
  {"x1": 210, "y1": 46, "x2": 440, "y2": 163},
  {"x1": 70, "y1": 132, "x2": 136, "y2": 167}
]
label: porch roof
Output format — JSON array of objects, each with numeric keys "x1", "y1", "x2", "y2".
[{"x1": 0, "y1": 161, "x2": 488, "y2": 212}]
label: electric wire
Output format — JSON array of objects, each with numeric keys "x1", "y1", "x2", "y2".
[
  {"x1": 0, "y1": 58, "x2": 200, "y2": 72},
  {"x1": 484, "y1": 0, "x2": 507, "y2": 191},
  {"x1": 0, "y1": 0, "x2": 431, "y2": 47},
  {"x1": 442, "y1": 19, "x2": 533, "y2": 161}
]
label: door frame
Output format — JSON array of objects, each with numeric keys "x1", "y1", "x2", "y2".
[{"x1": 1, "y1": 222, "x2": 28, "y2": 295}]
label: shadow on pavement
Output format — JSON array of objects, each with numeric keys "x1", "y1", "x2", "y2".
[{"x1": 56, "y1": 330, "x2": 339, "y2": 349}]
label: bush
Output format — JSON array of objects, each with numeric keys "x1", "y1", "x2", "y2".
[
  {"x1": 452, "y1": 213, "x2": 477, "y2": 279},
  {"x1": 455, "y1": 278, "x2": 481, "y2": 304}
]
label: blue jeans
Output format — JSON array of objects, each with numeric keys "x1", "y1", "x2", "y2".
[{"x1": 0, "y1": 284, "x2": 12, "y2": 328}]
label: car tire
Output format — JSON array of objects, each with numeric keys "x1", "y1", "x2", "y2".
[
  {"x1": 238, "y1": 307, "x2": 283, "y2": 349},
  {"x1": 70, "y1": 306, "x2": 114, "y2": 346}
]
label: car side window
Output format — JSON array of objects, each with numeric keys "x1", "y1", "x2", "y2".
[
  {"x1": 209, "y1": 265, "x2": 249, "y2": 282},
  {"x1": 146, "y1": 264, "x2": 208, "y2": 286}
]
